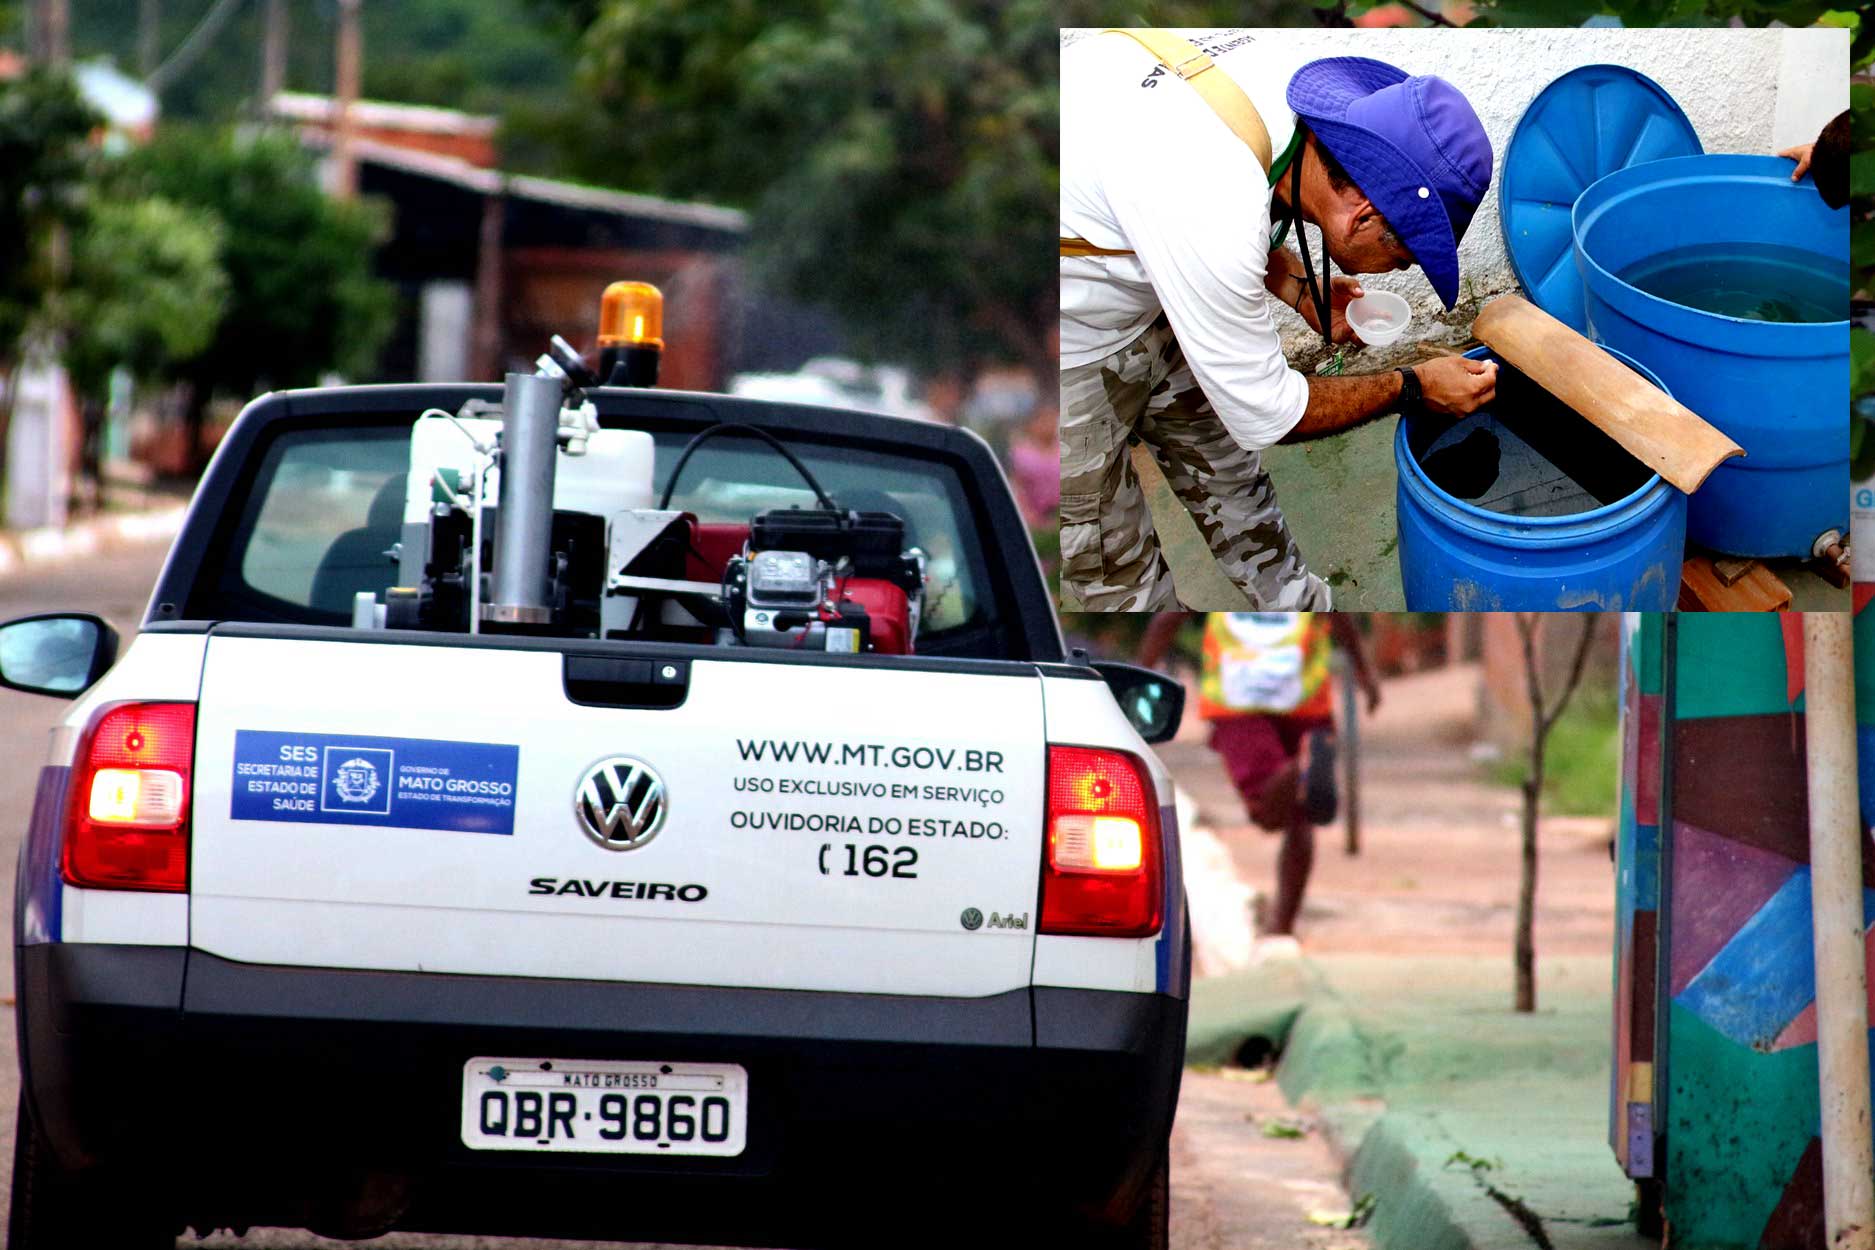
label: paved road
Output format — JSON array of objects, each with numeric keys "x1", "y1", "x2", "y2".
[{"x1": 0, "y1": 540, "x2": 1366, "y2": 1249}]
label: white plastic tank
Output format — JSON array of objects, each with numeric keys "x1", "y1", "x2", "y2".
[{"x1": 405, "y1": 415, "x2": 655, "y2": 526}]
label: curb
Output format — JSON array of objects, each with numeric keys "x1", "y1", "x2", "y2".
[
  {"x1": 1275, "y1": 987, "x2": 1595, "y2": 1250},
  {"x1": 0, "y1": 506, "x2": 186, "y2": 579}
]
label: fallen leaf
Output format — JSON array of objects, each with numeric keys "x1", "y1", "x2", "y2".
[
  {"x1": 1220, "y1": 1066, "x2": 1272, "y2": 1083},
  {"x1": 1306, "y1": 1193, "x2": 1376, "y2": 1228}
]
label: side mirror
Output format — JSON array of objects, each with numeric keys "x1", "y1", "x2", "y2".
[
  {"x1": 0, "y1": 613, "x2": 118, "y2": 698},
  {"x1": 1093, "y1": 661, "x2": 1184, "y2": 745}
]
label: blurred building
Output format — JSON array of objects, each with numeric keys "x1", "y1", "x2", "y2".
[
  {"x1": 0, "y1": 52, "x2": 158, "y2": 143},
  {"x1": 271, "y1": 92, "x2": 753, "y2": 390},
  {"x1": 271, "y1": 92, "x2": 498, "y2": 169}
]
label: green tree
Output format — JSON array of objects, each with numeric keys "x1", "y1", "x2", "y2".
[
  {"x1": 57, "y1": 196, "x2": 227, "y2": 507},
  {"x1": 123, "y1": 128, "x2": 395, "y2": 461},
  {"x1": 0, "y1": 68, "x2": 99, "y2": 501},
  {"x1": 563, "y1": 0, "x2": 1061, "y2": 386},
  {"x1": 60, "y1": 197, "x2": 227, "y2": 399},
  {"x1": 0, "y1": 68, "x2": 97, "y2": 370}
]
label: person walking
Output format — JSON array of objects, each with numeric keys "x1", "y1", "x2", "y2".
[{"x1": 1141, "y1": 611, "x2": 1379, "y2": 936}]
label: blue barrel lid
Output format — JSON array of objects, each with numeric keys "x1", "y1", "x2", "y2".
[{"x1": 1499, "y1": 64, "x2": 1702, "y2": 331}]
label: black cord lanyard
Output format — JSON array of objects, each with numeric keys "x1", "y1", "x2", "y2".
[{"x1": 1288, "y1": 150, "x2": 1334, "y2": 354}]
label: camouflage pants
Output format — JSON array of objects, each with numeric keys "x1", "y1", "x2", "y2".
[{"x1": 1059, "y1": 316, "x2": 1330, "y2": 612}]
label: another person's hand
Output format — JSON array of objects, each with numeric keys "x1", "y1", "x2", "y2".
[
  {"x1": 1414, "y1": 356, "x2": 1497, "y2": 416},
  {"x1": 1777, "y1": 141, "x2": 1814, "y2": 183},
  {"x1": 1360, "y1": 674, "x2": 1382, "y2": 715},
  {"x1": 1296, "y1": 275, "x2": 1366, "y2": 345}
]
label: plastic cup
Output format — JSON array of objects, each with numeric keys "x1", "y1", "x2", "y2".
[{"x1": 1346, "y1": 290, "x2": 1412, "y2": 347}]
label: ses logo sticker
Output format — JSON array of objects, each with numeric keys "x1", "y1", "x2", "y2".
[
  {"x1": 325, "y1": 748, "x2": 392, "y2": 814},
  {"x1": 231, "y1": 730, "x2": 520, "y2": 835}
]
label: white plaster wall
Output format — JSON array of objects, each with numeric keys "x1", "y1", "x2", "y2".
[
  {"x1": 1063, "y1": 27, "x2": 1848, "y2": 370},
  {"x1": 1773, "y1": 26, "x2": 1850, "y2": 152}
]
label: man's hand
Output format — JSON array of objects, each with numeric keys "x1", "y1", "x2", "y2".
[
  {"x1": 1289, "y1": 354, "x2": 1492, "y2": 443},
  {"x1": 1414, "y1": 356, "x2": 1497, "y2": 416},
  {"x1": 1297, "y1": 276, "x2": 1366, "y2": 345},
  {"x1": 1360, "y1": 673, "x2": 1382, "y2": 715},
  {"x1": 1778, "y1": 141, "x2": 1814, "y2": 182}
]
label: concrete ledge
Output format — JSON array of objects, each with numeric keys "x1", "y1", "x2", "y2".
[
  {"x1": 1185, "y1": 950, "x2": 1308, "y2": 1068},
  {"x1": 1235, "y1": 956, "x2": 1657, "y2": 1250},
  {"x1": 1340, "y1": 1112, "x2": 1478, "y2": 1250},
  {"x1": 1279, "y1": 993, "x2": 1559, "y2": 1250},
  {"x1": 0, "y1": 506, "x2": 184, "y2": 579}
]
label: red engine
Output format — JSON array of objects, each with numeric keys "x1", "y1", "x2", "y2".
[
  {"x1": 722, "y1": 508, "x2": 925, "y2": 655},
  {"x1": 830, "y1": 576, "x2": 914, "y2": 656}
]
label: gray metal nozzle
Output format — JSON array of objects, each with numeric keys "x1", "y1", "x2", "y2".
[{"x1": 486, "y1": 370, "x2": 562, "y2": 622}]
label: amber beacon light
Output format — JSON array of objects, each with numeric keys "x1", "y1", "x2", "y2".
[{"x1": 598, "y1": 280, "x2": 664, "y2": 388}]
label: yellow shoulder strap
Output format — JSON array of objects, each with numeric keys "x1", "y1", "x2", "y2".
[
  {"x1": 1060, "y1": 238, "x2": 1137, "y2": 258},
  {"x1": 1061, "y1": 31, "x2": 1274, "y2": 259},
  {"x1": 1102, "y1": 29, "x2": 1273, "y2": 174}
]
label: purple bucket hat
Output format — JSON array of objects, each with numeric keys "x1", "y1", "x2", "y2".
[{"x1": 1287, "y1": 58, "x2": 1493, "y2": 309}]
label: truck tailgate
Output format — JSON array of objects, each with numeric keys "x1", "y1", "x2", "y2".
[{"x1": 190, "y1": 635, "x2": 1046, "y2": 997}]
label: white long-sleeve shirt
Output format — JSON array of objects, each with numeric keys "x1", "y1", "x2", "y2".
[{"x1": 1060, "y1": 30, "x2": 1310, "y2": 451}]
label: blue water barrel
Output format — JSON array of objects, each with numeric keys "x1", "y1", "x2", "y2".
[
  {"x1": 1395, "y1": 346, "x2": 1685, "y2": 610},
  {"x1": 1573, "y1": 154, "x2": 1848, "y2": 558}
]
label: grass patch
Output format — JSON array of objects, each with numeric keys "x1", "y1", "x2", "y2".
[{"x1": 1487, "y1": 684, "x2": 1619, "y2": 817}]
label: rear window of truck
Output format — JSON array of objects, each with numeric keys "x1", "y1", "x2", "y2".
[{"x1": 185, "y1": 418, "x2": 1016, "y2": 658}]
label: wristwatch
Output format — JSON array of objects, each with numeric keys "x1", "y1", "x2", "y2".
[{"x1": 1395, "y1": 366, "x2": 1422, "y2": 411}]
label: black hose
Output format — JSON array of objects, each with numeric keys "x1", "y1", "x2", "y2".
[{"x1": 657, "y1": 422, "x2": 837, "y2": 511}]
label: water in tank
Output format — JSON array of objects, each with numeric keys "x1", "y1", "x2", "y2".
[
  {"x1": 1406, "y1": 364, "x2": 1653, "y2": 517},
  {"x1": 1617, "y1": 242, "x2": 1844, "y2": 324}
]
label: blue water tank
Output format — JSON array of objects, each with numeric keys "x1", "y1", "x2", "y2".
[
  {"x1": 1573, "y1": 154, "x2": 1848, "y2": 558},
  {"x1": 1396, "y1": 346, "x2": 1685, "y2": 610}
]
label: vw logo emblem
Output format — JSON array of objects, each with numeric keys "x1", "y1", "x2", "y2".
[{"x1": 575, "y1": 757, "x2": 668, "y2": 851}]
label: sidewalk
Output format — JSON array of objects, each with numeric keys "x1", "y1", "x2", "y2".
[
  {"x1": 0, "y1": 474, "x2": 189, "y2": 578},
  {"x1": 1174, "y1": 664, "x2": 1652, "y2": 1250},
  {"x1": 1187, "y1": 947, "x2": 1652, "y2": 1250}
]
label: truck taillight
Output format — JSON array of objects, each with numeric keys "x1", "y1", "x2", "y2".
[
  {"x1": 63, "y1": 702, "x2": 194, "y2": 892},
  {"x1": 1041, "y1": 745, "x2": 1163, "y2": 937}
]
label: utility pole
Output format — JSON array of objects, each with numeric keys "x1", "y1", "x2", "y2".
[
  {"x1": 139, "y1": 0, "x2": 161, "y2": 78},
  {"x1": 28, "y1": 0, "x2": 71, "y2": 66},
  {"x1": 260, "y1": 0, "x2": 288, "y2": 107},
  {"x1": 1803, "y1": 614, "x2": 1875, "y2": 1250},
  {"x1": 332, "y1": 0, "x2": 361, "y2": 199}
]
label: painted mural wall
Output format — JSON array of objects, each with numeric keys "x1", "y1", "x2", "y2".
[{"x1": 1614, "y1": 613, "x2": 1875, "y2": 1249}]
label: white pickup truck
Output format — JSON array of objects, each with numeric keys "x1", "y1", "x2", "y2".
[{"x1": 1, "y1": 325, "x2": 1190, "y2": 1249}]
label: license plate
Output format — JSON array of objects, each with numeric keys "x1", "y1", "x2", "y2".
[{"x1": 461, "y1": 1057, "x2": 748, "y2": 1156}]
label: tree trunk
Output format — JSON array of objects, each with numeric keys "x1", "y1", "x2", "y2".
[
  {"x1": 0, "y1": 358, "x2": 17, "y2": 510},
  {"x1": 1509, "y1": 613, "x2": 1596, "y2": 1015},
  {"x1": 182, "y1": 378, "x2": 211, "y2": 477},
  {"x1": 1515, "y1": 765, "x2": 1542, "y2": 1013},
  {"x1": 73, "y1": 392, "x2": 103, "y2": 517}
]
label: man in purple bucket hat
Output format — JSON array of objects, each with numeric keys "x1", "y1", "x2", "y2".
[{"x1": 1061, "y1": 30, "x2": 1499, "y2": 611}]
